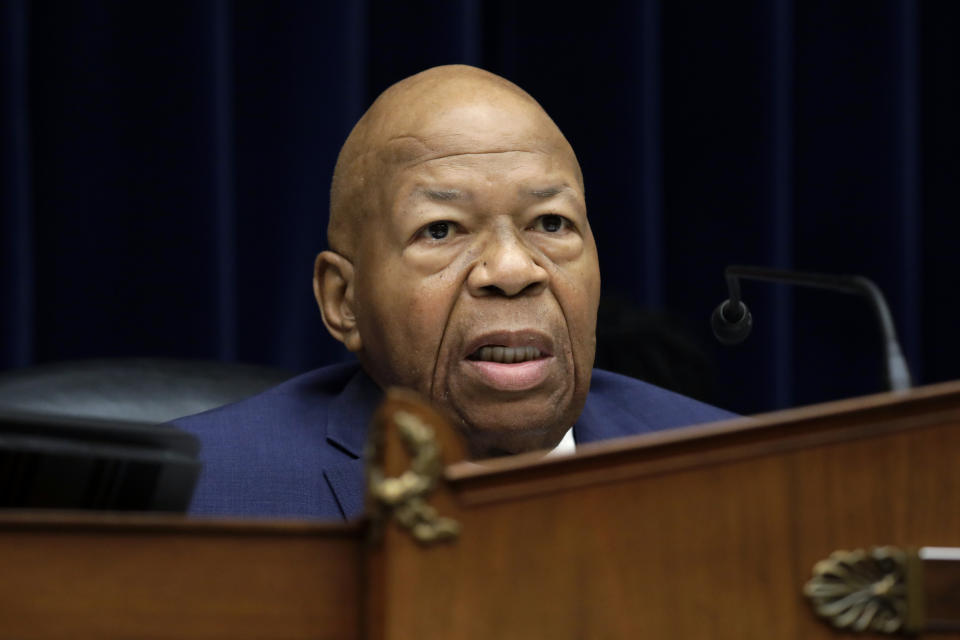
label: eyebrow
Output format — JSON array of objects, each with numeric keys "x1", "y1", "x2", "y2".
[
  {"x1": 525, "y1": 185, "x2": 568, "y2": 199},
  {"x1": 418, "y1": 188, "x2": 467, "y2": 201},
  {"x1": 415, "y1": 185, "x2": 573, "y2": 201}
]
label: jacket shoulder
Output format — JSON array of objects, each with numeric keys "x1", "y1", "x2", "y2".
[
  {"x1": 170, "y1": 361, "x2": 363, "y2": 519},
  {"x1": 577, "y1": 369, "x2": 738, "y2": 442},
  {"x1": 172, "y1": 361, "x2": 360, "y2": 429}
]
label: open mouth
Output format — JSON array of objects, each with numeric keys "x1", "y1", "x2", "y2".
[
  {"x1": 468, "y1": 345, "x2": 543, "y2": 364},
  {"x1": 462, "y1": 335, "x2": 554, "y2": 391}
]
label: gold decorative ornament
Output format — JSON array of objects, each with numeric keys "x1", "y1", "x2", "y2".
[
  {"x1": 803, "y1": 546, "x2": 922, "y2": 634},
  {"x1": 368, "y1": 409, "x2": 460, "y2": 544}
]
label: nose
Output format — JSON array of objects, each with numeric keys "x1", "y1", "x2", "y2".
[{"x1": 467, "y1": 227, "x2": 549, "y2": 297}]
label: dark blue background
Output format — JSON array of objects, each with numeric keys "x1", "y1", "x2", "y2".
[{"x1": 2, "y1": 1, "x2": 957, "y2": 415}]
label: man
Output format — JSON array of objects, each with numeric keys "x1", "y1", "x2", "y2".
[{"x1": 174, "y1": 65, "x2": 734, "y2": 520}]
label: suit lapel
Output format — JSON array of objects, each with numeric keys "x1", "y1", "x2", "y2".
[
  {"x1": 322, "y1": 368, "x2": 383, "y2": 519},
  {"x1": 323, "y1": 459, "x2": 366, "y2": 520}
]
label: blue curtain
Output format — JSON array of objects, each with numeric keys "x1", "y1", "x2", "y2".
[{"x1": 2, "y1": 0, "x2": 957, "y2": 415}]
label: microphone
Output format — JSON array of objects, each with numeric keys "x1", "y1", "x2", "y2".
[
  {"x1": 711, "y1": 300, "x2": 752, "y2": 345},
  {"x1": 712, "y1": 265, "x2": 912, "y2": 391}
]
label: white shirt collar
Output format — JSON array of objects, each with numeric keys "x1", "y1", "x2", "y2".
[{"x1": 545, "y1": 427, "x2": 575, "y2": 457}]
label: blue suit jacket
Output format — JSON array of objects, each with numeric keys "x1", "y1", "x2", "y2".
[{"x1": 172, "y1": 362, "x2": 736, "y2": 520}]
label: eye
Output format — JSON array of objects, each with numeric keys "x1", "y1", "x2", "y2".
[
  {"x1": 533, "y1": 214, "x2": 570, "y2": 233},
  {"x1": 418, "y1": 220, "x2": 458, "y2": 242},
  {"x1": 427, "y1": 221, "x2": 450, "y2": 239}
]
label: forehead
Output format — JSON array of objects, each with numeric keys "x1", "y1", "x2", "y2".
[
  {"x1": 391, "y1": 150, "x2": 583, "y2": 203},
  {"x1": 377, "y1": 98, "x2": 566, "y2": 162},
  {"x1": 376, "y1": 99, "x2": 581, "y2": 203}
]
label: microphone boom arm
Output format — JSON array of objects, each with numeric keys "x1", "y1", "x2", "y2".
[{"x1": 721, "y1": 265, "x2": 912, "y2": 392}]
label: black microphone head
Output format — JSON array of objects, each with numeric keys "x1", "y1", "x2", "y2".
[{"x1": 711, "y1": 300, "x2": 753, "y2": 345}]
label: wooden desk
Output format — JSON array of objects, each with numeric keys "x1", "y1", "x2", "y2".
[{"x1": 4, "y1": 382, "x2": 960, "y2": 638}]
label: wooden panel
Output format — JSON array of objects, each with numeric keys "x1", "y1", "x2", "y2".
[
  {"x1": 0, "y1": 514, "x2": 363, "y2": 640},
  {"x1": 925, "y1": 558, "x2": 960, "y2": 629},
  {"x1": 791, "y1": 423, "x2": 960, "y2": 637},
  {"x1": 376, "y1": 456, "x2": 800, "y2": 638},
  {"x1": 368, "y1": 383, "x2": 960, "y2": 639},
  {"x1": 372, "y1": 455, "x2": 803, "y2": 637}
]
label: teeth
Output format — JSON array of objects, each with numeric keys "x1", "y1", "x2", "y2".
[{"x1": 473, "y1": 346, "x2": 542, "y2": 363}]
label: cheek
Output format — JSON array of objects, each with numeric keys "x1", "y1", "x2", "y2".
[
  {"x1": 367, "y1": 269, "x2": 463, "y2": 358},
  {"x1": 403, "y1": 287, "x2": 450, "y2": 338},
  {"x1": 394, "y1": 249, "x2": 479, "y2": 339},
  {"x1": 554, "y1": 260, "x2": 601, "y2": 350}
]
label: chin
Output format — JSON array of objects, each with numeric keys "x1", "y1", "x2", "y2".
[{"x1": 449, "y1": 398, "x2": 575, "y2": 459}]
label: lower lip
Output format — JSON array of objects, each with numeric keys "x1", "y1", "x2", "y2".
[{"x1": 463, "y1": 357, "x2": 554, "y2": 391}]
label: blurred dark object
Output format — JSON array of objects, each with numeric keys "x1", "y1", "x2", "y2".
[
  {"x1": 0, "y1": 358, "x2": 294, "y2": 424},
  {"x1": 0, "y1": 358, "x2": 293, "y2": 512},
  {"x1": 596, "y1": 297, "x2": 717, "y2": 404},
  {"x1": 0, "y1": 409, "x2": 201, "y2": 511}
]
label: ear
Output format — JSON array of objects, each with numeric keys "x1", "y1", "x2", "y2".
[{"x1": 314, "y1": 251, "x2": 363, "y2": 352}]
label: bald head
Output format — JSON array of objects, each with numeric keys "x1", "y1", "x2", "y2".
[{"x1": 328, "y1": 65, "x2": 582, "y2": 257}]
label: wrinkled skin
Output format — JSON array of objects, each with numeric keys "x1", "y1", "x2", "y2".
[{"x1": 314, "y1": 65, "x2": 601, "y2": 458}]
